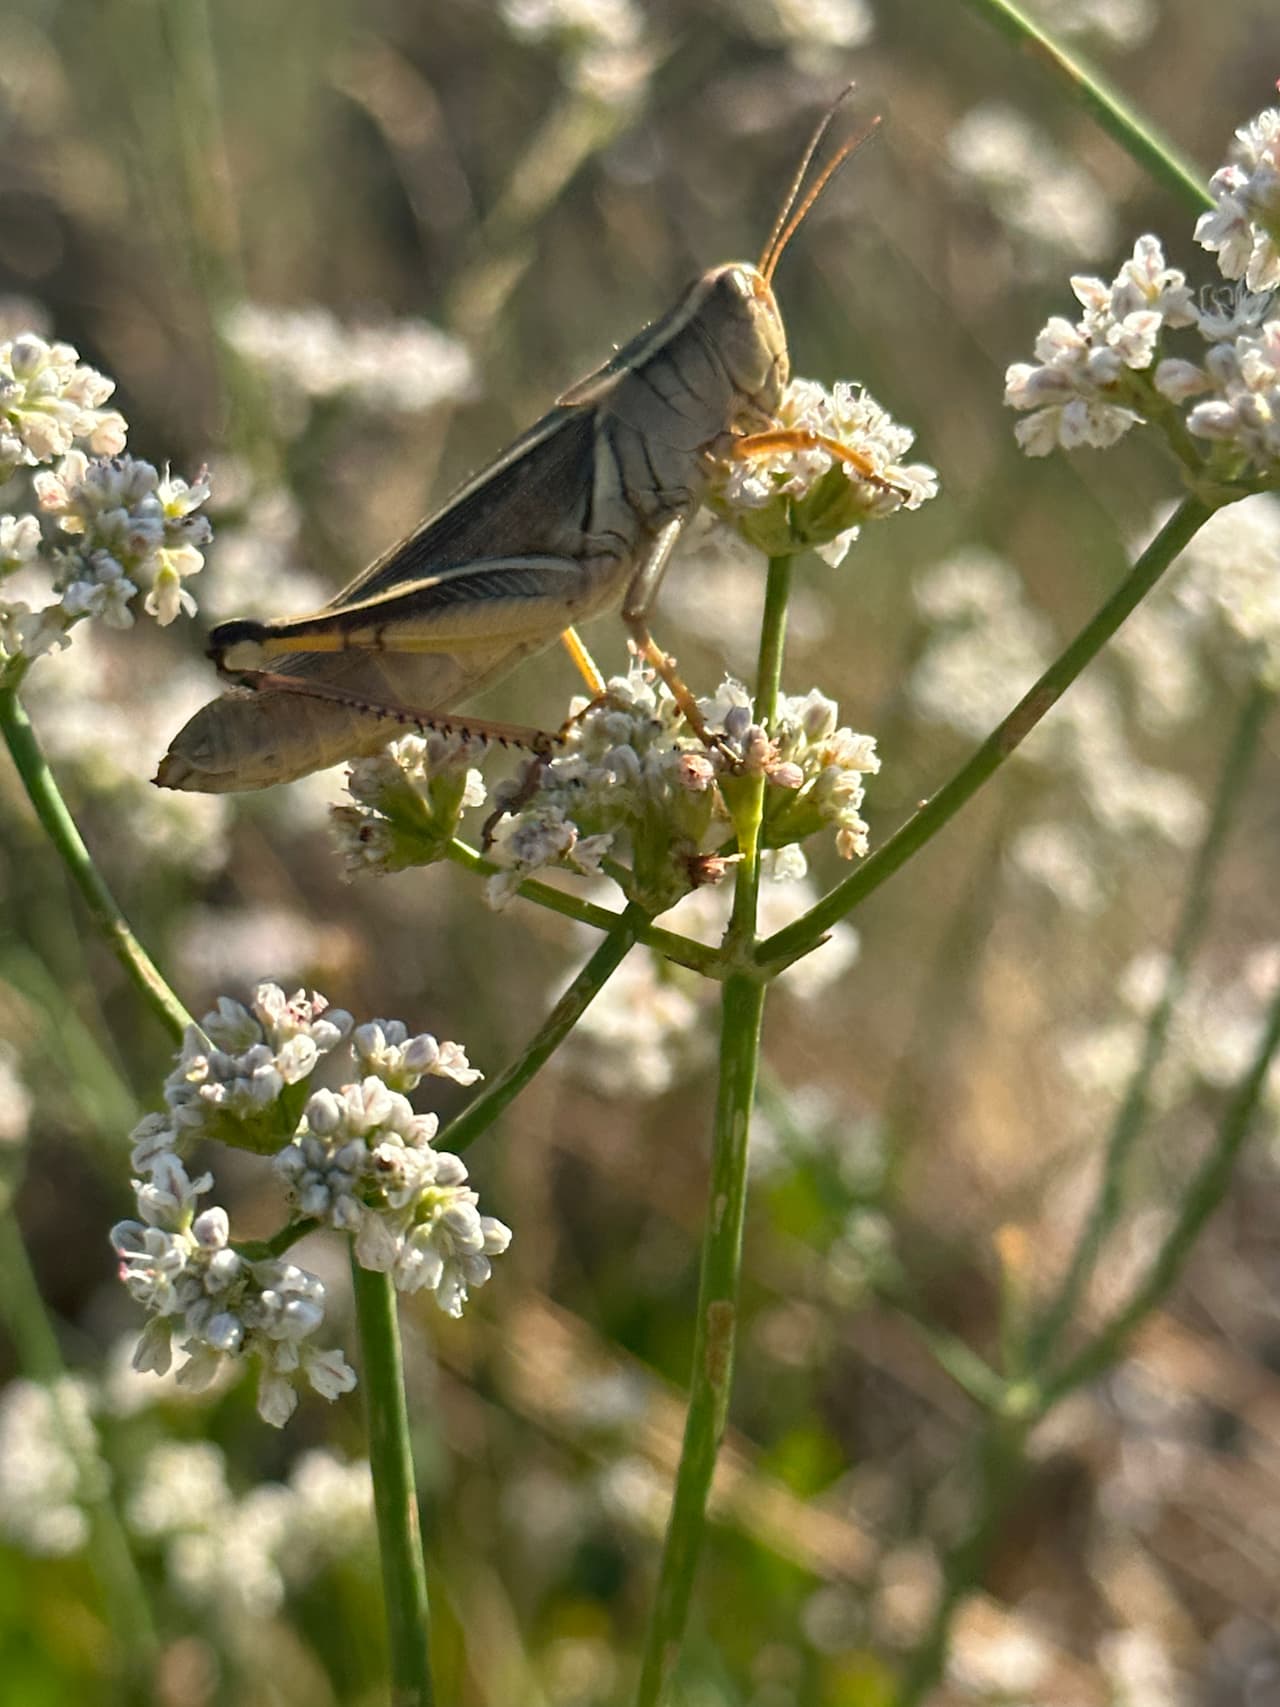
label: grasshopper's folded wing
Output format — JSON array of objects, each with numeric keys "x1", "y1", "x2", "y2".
[{"x1": 157, "y1": 403, "x2": 631, "y2": 793}]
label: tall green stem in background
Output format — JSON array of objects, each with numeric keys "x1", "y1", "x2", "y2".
[
  {"x1": 635, "y1": 557, "x2": 792, "y2": 1706},
  {"x1": 0, "y1": 665, "x2": 193, "y2": 1043}
]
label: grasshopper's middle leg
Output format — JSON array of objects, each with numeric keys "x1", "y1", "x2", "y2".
[{"x1": 620, "y1": 515, "x2": 733, "y2": 750}]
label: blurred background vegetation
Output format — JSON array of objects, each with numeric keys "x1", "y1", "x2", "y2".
[{"x1": 2, "y1": 0, "x2": 1280, "y2": 1702}]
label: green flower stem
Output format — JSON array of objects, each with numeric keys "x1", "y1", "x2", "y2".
[
  {"x1": 440, "y1": 903, "x2": 649, "y2": 1154},
  {"x1": 634, "y1": 557, "x2": 792, "y2": 1706},
  {"x1": 0, "y1": 668, "x2": 193, "y2": 1043},
  {"x1": 0, "y1": 1205, "x2": 158, "y2": 1680},
  {"x1": 1027, "y1": 680, "x2": 1273, "y2": 1369},
  {"x1": 955, "y1": 0, "x2": 1212, "y2": 216},
  {"x1": 445, "y1": 838, "x2": 727, "y2": 979},
  {"x1": 756, "y1": 497, "x2": 1214, "y2": 971},
  {"x1": 1040, "y1": 967, "x2": 1280, "y2": 1408},
  {"x1": 350, "y1": 1256, "x2": 435, "y2": 1707}
]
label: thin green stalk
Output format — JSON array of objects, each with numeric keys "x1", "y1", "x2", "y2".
[
  {"x1": 445, "y1": 839, "x2": 728, "y2": 979},
  {"x1": 635, "y1": 971, "x2": 765, "y2": 1706},
  {"x1": 350, "y1": 1257, "x2": 435, "y2": 1707},
  {"x1": 893, "y1": 1415, "x2": 1031, "y2": 1707},
  {"x1": 1041, "y1": 969, "x2": 1280, "y2": 1407},
  {"x1": 955, "y1": 0, "x2": 1212, "y2": 216},
  {"x1": 0, "y1": 1207, "x2": 158, "y2": 1686},
  {"x1": 634, "y1": 557, "x2": 791, "y2": 1705},
  {"x1": 440, "y1": 904, "x2": 648, "y2": 1153},
  {"x1": 756, "y1": 498, "x2": 1215, "y2": 970},
  {"x1": 1028, "y1": 681, "x2": 1273, "y2": 1367},
  {"x1": 0, "y1": 669, "x2": 193, "y2": 1043}
]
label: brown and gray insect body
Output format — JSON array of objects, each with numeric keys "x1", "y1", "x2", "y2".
[{"x1": 156, "y1": 99, "x2": 876, "y2": 794}]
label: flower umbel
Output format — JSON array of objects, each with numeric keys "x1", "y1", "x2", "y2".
[
  {"x1": 710, "y1": 376, "x2": 938, "y2": 565},
  {"x1": 0, "y1": 331, "x2": 211, "y2": 665},
  {"x1": 114, "y1": 988, "x2": 507, "y2": 1418},
  {"x1": 152, "y1": 983, "x2": 354, "y2": 1156},
  {"x1": 1006, "y1": 104, "x2": 1280, "y2": 492},
  {"x1": 0, "y1": 333, "x2": 125, "y2": 480},
  {"x1": 111, "y1": 1152, "x2": 355, "y2": 1429},
  {"x1": 332, "y1": 729, "x2": 489, "y2": 876},
  {"x1": 277, "y1": 1075, "x2": 511, "y2": 1316}
]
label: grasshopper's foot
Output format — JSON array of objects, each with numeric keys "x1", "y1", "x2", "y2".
[{"x1": 480, "y1": 751, "x2": 555, "y2": 849}]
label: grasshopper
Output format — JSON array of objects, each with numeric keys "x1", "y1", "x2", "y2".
[{"x1": 156, "y1": 94, "x2": 890, "y2": 794}]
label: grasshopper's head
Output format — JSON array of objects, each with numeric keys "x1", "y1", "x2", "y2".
[{"x1": 697, "y1": 262, "x2": 789, "y2": 420}]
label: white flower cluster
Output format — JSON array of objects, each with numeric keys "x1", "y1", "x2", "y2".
[
  {"x1": 138, "y1": 984, "x2": 354, "y2": 1156},
  {"x1": 477, "y1": 663, "x2": 879, "y2": 915},
  {"x1": 1154, "y1": 314, "x2": 1280, "y2": 479},
  {"x1": 111, "y1": 1151, "x2": 357, "y2": 1428},
  {"x1": 333, "y1": 729, "x2": 489, "y2": 877},
  {"x1": 1007, "y1": 106, "x2": 1280, "y2": 485},
  {"x1": 114, "y1": 985, "x2": 507, "y2": 1419},
  {"x1": 481, "y1": 663, "x2": 725, "y2": 915},
  {"x1": 0, "y1": 332, "x2": 211, "y2": 665},
  {"x1": 126, "y1": 1441, "x2": 373, "y2": 1617},
  {"x1": 222, "y1": 304, "x2": 475, "y2": 417},
  {"x1": 276, "y1": 1062, "x2": 510, "y2": 1318},
  {"x1": 34, "y1": 451, "x2": 211, "y2": 632},
  {"x1": 752, "y1": 684, "x2": 882, "y2": 861},
  {"x1": 0, "y1": 332, "x2": 125, "y2": 479},
  {"x1": 712, "y1": 377, "x2": 938, "y2": 566},
  {"x1": 1004, "y1": 235, "x2": 1197, "y2": 454},
  {"x1": 498, "y1": 0, "x2": 654, "y2": 104}
]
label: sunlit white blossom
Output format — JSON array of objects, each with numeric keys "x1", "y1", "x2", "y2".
[
  {"x1": 33, "y1": 450, "x2": 211, "y2": 630},
  {"x1": 0, "y1": 512, "x2": 39, "y2": 575},
  {"x1": 111, "y1": 1151, "x2": 355, "y2": 1428},
  {"x1": 276, "y1": 1075, "x2": 511, "y2": 1316},
  {"x1": 712, "y1": 376, "x2": 937, "y2": 563},
  {"x1": 0, "y1": 333, "x2": 126, "y2": 480},
  {"x1": 1195, "y1": 107, "x2": 1280, "y2": 294},
  {"x1": 1004, "y1": 236, "x2": 1195, "y2": 454},
  {"x1": 154, "y1": 983, "x2": 353, "y2": 1151}
]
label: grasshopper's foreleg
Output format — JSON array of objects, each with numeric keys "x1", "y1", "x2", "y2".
[{"x1": 732, "y1": 427, "x2": 911, "y2": 501}]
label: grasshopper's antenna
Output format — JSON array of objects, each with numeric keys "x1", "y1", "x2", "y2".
[{"x1": 759, "y1": 88, "x2": 880, "y2": 285}]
